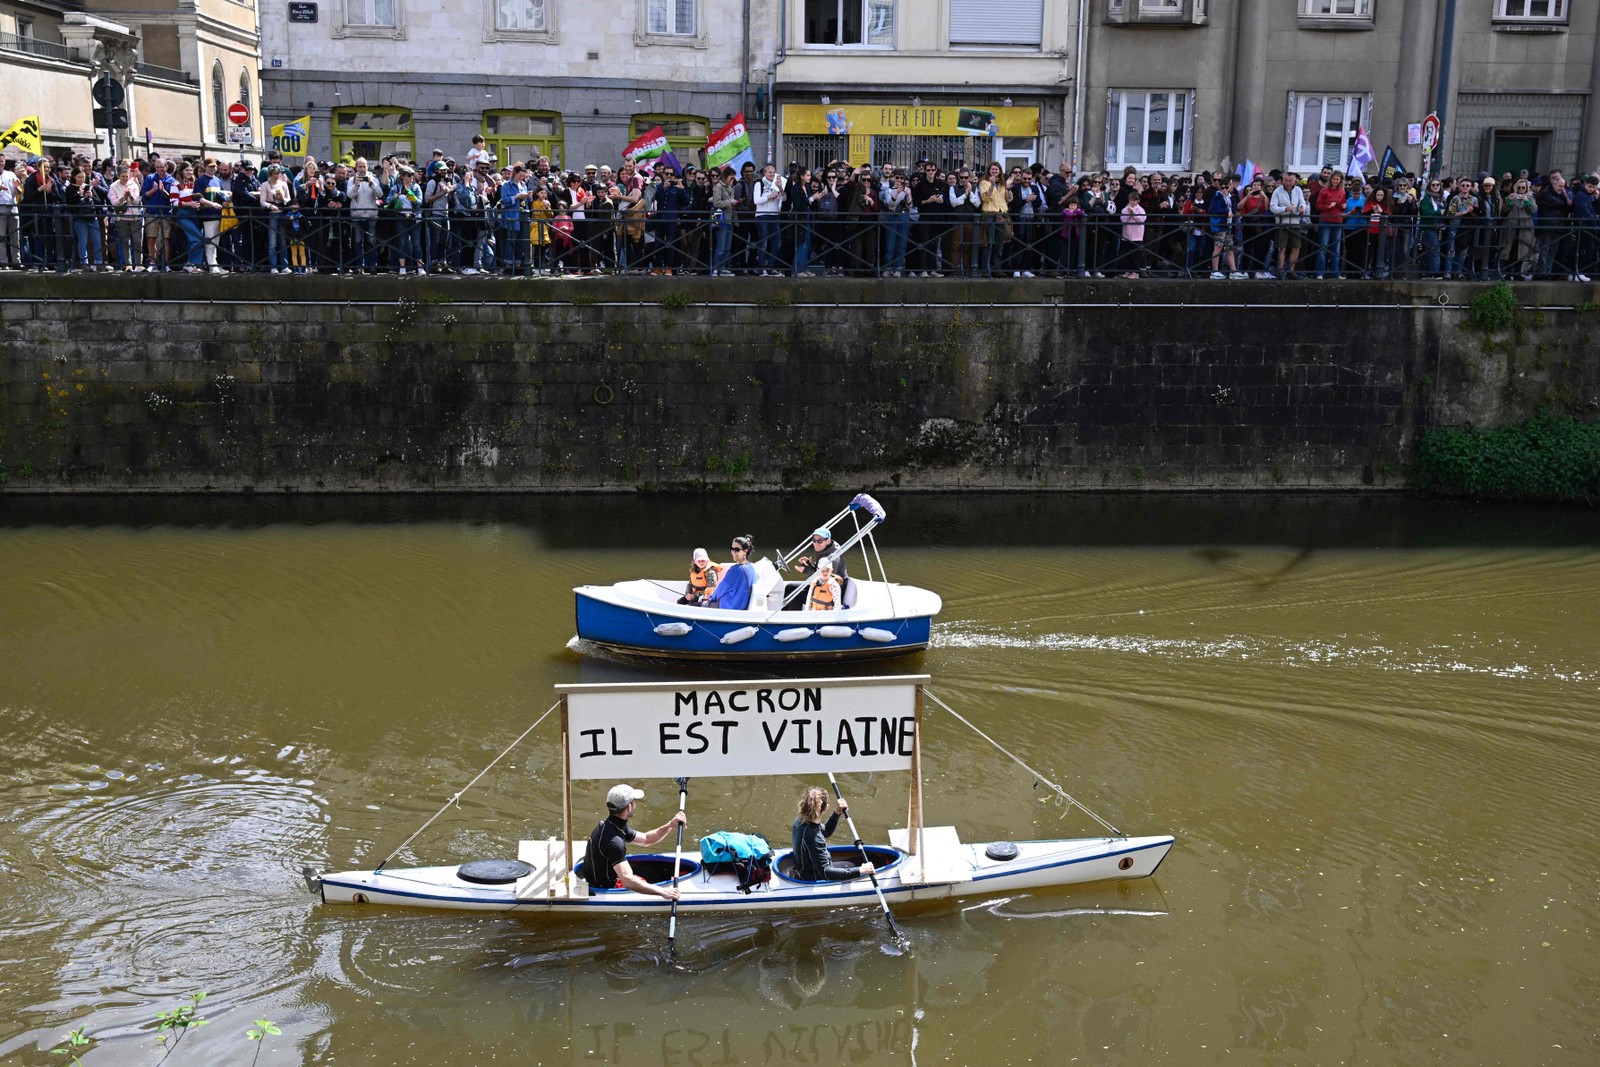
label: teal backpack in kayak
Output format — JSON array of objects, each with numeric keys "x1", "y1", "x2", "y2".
[{"x1": 698, "y1": 831, "x2": 773, "y2": 894}]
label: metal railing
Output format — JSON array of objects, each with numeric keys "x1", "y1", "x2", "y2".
[
  {"x1": 6, "y1": 204, "x2": 1597, "y2": 282},
  {"x1": 135, "y1": 62, "x2": 191, "y2": 84},
  {"x1": 0, "y1": 31, "x2": 81, "y2": 63}
]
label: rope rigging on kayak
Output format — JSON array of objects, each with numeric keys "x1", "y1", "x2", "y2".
[
  {"x1": 924, "y1": 689, "x2": 1124, "y2": 839},
  {"x1": 373, "y1": 698, "x2": 562, "y2": 872}
]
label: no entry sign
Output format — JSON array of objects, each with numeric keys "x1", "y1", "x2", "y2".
[{"x1": 227, "y1": 101, "x2": 251, "y2": 127}]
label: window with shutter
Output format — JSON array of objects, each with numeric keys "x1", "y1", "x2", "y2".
[{"x1": 950, "y1": 0, "x2": 1042, "y2": 46}]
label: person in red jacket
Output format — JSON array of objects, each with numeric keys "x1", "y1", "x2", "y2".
[{"x1": 1313, "y1": 172, "x2": 1348, "y2": 279}]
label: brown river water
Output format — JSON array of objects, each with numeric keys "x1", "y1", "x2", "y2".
[{"x1": 0, "y1": 494, "x2": 1596, "y2": 1066}]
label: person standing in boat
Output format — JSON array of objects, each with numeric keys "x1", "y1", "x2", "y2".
[
  {"x1": 792, "y1": 787, "x2": 874, "y2": 881},
  {"x1": 584, "y1": 784, "x2": 687, "y2": 900},
  {"x1": 678, "y1": 547, "x2": 719, "y2": 605},
  {"x1": 705, "y1": 535, "x2": 756, "y2": 610},
  {"x1": 795, "y1": 527, "x2": 848, "y2": 585}
]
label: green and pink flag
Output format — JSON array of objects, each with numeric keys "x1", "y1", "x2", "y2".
[
  {"x1": 623, "y1": 126, "x2": 682, "y2": 175},
  {"x1": 705, "y1": 113, "x2": 755, "y2": 174}
]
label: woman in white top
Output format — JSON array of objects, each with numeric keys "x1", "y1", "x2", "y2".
[
  {"x1": 106, "y1": 165, "x2": 143, "y2": 271},
  {"x1": 259, "y1": 165, "x2": 293, "y2": 273},
  {"x1": 0, "y1": 159, "x2": 20, "y2": 270}
]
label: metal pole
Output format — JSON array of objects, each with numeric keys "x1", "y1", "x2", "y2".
[
  {"x1": 1070, "y1": 0, "x2": 1088, "y2": 172},
  {"x1": 561, "y1": 695, "x2": 573, "y2": 891},
  {"x1": 102, "y1": 71, "x2": 115, "y2": 161},
  {"x1": 1427, "y1": 0, "x2": 1459, "y2": 181}
]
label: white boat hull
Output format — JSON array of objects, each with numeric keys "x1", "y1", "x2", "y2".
[{"x1": 318, "y1": 832, "x2": 1173, "y2": 915}]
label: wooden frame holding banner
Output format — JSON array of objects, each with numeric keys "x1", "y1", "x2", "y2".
[{"x1": 553, "y1": 675, "x2": 930, "y2": 884}]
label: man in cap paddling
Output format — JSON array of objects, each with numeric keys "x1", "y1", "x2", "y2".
[{"x1": 584, "y1": 784, "x2": 687, "y2": 900}]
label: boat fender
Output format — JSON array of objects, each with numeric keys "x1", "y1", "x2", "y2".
[
  {"x1": 775, "y1": 627, "x2": 814, "y2": 642},
  {"x1": 653, "y1": 622, "x2": 693, "y2": 637},
  {"x1": 859, "y1": 627, "x2": 896, "y2": 643},
  {"x1": 984, "y1": 842, "x2": 1020, "y2": 862},
  {"x1": 720, "y1": 626, "x2": 759, "y2": 645},
  {"x1": 817, "y1": 625, "x2": 854, "y2": 639},
  {"x1": 457, "y1": 859, "x2": 535, "y2": 885}
]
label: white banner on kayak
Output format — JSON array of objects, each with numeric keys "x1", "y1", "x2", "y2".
[{"x1": 557, "y1": 676, "x2": 926, "y2": 780}]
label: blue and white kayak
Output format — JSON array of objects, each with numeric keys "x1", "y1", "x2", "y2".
[
  {"x1": 316, "y1": 829, "x2": 1174, "y2": 914},
  {"x1": 574, "y1": 565, "x2": 942, "y2": 663}
]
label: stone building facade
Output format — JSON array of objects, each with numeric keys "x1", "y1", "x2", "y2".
[
  {"x1": 0, "y1": 0, "x2": 263, "y2": 161},
  {"x1": 255, "y1": 0, "x2": 1600, "y2": 179},
  {"x1": 259, "y1": 0, "x2": 778, "y2": 170}
]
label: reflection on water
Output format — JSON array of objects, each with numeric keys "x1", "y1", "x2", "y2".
[{"x1": 0, "y1": 494, "x2": 1597, "y2": 1065}]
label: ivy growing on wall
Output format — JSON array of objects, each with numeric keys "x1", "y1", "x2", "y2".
[{"x1": 1414, "y1": 413, "x2": 1600, "y2": 503}]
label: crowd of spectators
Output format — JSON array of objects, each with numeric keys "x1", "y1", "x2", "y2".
[{"x1": 1, "y1": 143, "x2": 1596, "y2": 282}]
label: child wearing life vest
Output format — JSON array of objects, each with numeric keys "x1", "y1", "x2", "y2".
[
  {"x1": 679, "y1": 547, "x2": 719, "y2": 605},
  {"x1": 807, "y1": 557, "x2": 842, "y2": 612}
]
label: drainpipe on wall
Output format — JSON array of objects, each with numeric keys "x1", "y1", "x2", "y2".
[
  {"x1": 766, "y1": 0, "x2": 788, "y2": 165},
  {"x1": 1070, "y1": 0, "x2": 1087, "y2": 172},
  {"x1": 741, "y1": 0, "x2": 751, "y2": 143},
  {"x1": 1428, "y1": 0, "x2": 1459, "y2": 179}
]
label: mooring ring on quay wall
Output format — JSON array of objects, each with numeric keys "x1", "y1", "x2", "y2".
[{"x1": 593, "y1": 383, "x2": 615, "y2": 406}]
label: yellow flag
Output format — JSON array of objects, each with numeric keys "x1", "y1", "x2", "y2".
[
  {"x1": 0, "y1": 115, "x2": 42, "y2": 156},
  {"x1": 270, "y1": 116, "x2": 310, "y2": 157}
]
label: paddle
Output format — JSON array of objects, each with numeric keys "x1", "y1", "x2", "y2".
[
  {"x1": 827, "y1": 772, "x2": 910, "y2": 951},
  {"x1": 666, "y1": 776, "x2": 689, "y2": 962}
]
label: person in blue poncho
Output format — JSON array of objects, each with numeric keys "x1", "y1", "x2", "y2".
[{"x1": 705, "y1": 534, "x2": 756, "y2": 610}]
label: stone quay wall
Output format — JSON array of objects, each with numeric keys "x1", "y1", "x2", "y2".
[{"x1": 0, "y1": 276, "x2": 1596, "y2": 492}]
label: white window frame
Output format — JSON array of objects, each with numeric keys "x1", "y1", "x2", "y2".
[
  {"x1": 1105, "y1": 89, "x2": 1192, "y2": 170},
  {"x1": 635, "y1": 0, "x2": 706, "y2": 47},
  {"x1": 1284, "y1": 91, "x2": 1370, "y2": 172},
  {"x1": 485, "y1": 0, "x2": 557, "y2": 42},
  {"x1": 1300, "y1": 0, "x2": 1370, "y2": 15},
  {"x1": 1106, "y1": 0, "x2": 1206, "y2": 24},
  {"x1": 211, "y1": 62, "x2": 226, "y2": 142},
  {"x1": 334, "y1": 0, "x2": 405, "y2": 38},
  {"x1": 1494, "y1": 0, "x2": 1566, "y2": 22},
  {"x1": 496, "y1": 0, "x2": 545, "y2": 30},
  {"x1": 648, "y1": 0, "x2": 693, "y2": 34},
  {"x1": 802, "y1": 0, "x2": 896, "y2": 49}
]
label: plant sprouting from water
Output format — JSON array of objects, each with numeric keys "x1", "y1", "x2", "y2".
[
  {"x1": 49, "y1": 1027, "x2": 89, "y2": 1064},
  {"x1": 246, "y1": 1018, "x2": 281, "y2": 1067},
  {"x1": 154, "y1": 993, "x2": 208, "y2": 1063}
]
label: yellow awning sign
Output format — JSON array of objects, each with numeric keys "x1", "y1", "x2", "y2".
[{"x1": 783, "y1": 104, "x2": 1040, "y2": 138}]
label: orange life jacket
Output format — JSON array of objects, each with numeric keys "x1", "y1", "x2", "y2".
[
  {"x1": 688, "y1": 564, "x2": 717, "y2": 596},
  {"x1": 808, "y1": 577, "x2": 837, "y2": 611}
]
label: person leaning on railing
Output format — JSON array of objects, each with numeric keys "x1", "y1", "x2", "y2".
[
  {"x1": 1533, "y1": 170, "x2": 1575, "y2": 280},
  {"x1": 64, "y1": 166, "x2": 106, "y2": 271},
  {"x1": 0, "y1": 159, "x2": 20, "y2": 271},
  {"x1": 974, "y1": 162, "x2": 1010, "y2": 279},
  {"x1": 710, "y1": 166, "x2": 738, "y2": 276},
  {"x1": 345, "y1": 158, "x2": 383, "y2": 273},
  {"x1": 1570, "y1": 173, "x2": 1598, "y2": 282},
  {"x1": 170, "y1": 160, "x2": 204, "y2": 272}
]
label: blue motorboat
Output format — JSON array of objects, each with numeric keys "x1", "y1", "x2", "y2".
[{"x1": 572, "y1": 495, "x2": 942, "y2": 662}]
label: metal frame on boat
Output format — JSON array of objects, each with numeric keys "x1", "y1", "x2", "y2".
[
  {"x1": 315, "y1": 676, "x2": 1174, "y2": 916},
  {"x1": 572, "y1": 495, "x2": 942, "y2": 662}
]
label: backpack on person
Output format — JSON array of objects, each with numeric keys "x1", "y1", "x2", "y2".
[{"x1": 698, "y1": 831, "x2": 773, "y2": 894}]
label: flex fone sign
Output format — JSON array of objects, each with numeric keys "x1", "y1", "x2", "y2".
[{"x1": 558, "y1": 676, "x2": 924, "y2": 780}]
